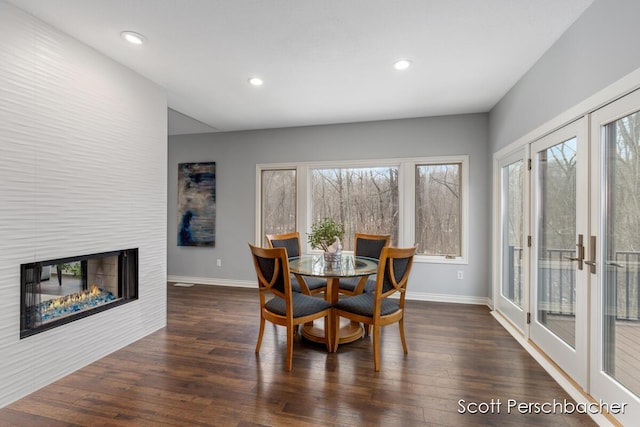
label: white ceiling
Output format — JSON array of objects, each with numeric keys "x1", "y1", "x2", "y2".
[{"x1": 9, "y1": 0, "x2": 594, "y2": 135}]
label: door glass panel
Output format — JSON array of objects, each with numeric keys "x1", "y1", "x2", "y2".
[
  {"x1": 502, "y1": 160, "x2": 524, "y2": 307},
  {"x1": 602, "y1": 110, "x2": 640, "y2": 397},
  {"x1": 537, "y1": 138, "x2": 577, "y2": 348}
]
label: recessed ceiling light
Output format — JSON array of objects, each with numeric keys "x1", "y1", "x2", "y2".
[
  {"x1": 393, "y1": 59, "x2": 412, "y2": 70},
  {"x1": 248, "y1": 77, "x2": 264, "y2": 86},
  {"x1": 121, "y1": 31, "x2": 145, "y2": 45}
]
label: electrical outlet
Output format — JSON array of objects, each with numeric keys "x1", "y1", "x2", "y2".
[
  {"x1": 457, "y1": 271, "x2": 463, "y2": 280},
  {"x1": 217, "y1": 259, "x2": 222, "y2": 267}
]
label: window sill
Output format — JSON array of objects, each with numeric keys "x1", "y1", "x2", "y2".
[{"x1": 414, "y1": 255, "x2": 468, "y2": 265}]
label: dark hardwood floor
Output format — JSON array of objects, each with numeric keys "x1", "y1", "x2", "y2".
[{"x1": 0, "y1": 284, "x2": 597, "y2": 426}]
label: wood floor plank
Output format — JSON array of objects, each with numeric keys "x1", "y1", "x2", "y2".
[{"x1": 0, "y1": 284, "x2": 597, "y2": 426}]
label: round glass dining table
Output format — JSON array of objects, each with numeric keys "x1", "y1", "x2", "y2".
[{"x1": 288, "y1": 254, "x2": 378, "y2": 350}]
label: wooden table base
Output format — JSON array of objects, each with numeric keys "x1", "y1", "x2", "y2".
[{"x1": 301, "y1": 319, "x2": 363, "y2": 348}]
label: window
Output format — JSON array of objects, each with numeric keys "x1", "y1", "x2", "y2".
[
  {"x1": 260, "y1": 168, "x2": 296, "y2": 245},
  {"x1": 415, "y1": 163, "x2": 461, "y2": 257},
  {"x1": 256, "y1": 156, "x2": 468, "y2": 263},
  {"x1": 310, "y1": 166, "x2": 399, "y2": 250}
]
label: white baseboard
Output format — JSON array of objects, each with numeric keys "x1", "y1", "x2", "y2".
[
  {"x1": 405, "y1": 291, "x2": 489, "y2": 306},
  {"x1": 168, "y1": 275, "x2": 490, "y2": 306},
  {"x1": 167, "y1": 275, "x2": 254, "y2": 288}
]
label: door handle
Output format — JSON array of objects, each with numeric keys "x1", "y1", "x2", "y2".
[
  {"x1": 563, "y1": 234, "x2": 584, "y2": 270},
  {"x1": 605, "y1": 261, "x2": 625, "y2": 268},
  {"x1": 585, "y1": 235, "x2": 596, "y2": 274}
]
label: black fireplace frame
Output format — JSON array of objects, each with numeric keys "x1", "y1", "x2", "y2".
[{"x1": 20, "y1": 248, "x2": 138, "y2": 338}]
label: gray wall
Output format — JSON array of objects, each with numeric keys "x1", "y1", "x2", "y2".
[
  {"x1": 490, "y1": 0, "x2": 640, "y2": 153},
  {"x1": 169, "y1": 114, "x2": 491, "y2": 300},
  {"x1": 168, "y1": 0, "x2": 640, "y2": 303}
]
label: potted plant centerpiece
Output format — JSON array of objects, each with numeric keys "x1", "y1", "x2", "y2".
[{"x1": 308, "y1": 218, "x2": 345, "y2": 267}]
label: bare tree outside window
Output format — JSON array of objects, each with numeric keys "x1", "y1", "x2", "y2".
[
  {"x1": 502, "y1": 160, "x2": 524, "y2": 307},
  {"x1": 611, "y1": 112, "x2": 640, "y2": 257},
  {"x1": 415, "y1": 163, "x2": 461, "y2": 257},
  {"x1": 310, "y1": 167, "x2": 399, "y2": 250},
  {"x1": 261, "y1": 169, "x2": 296, "y2": 244},
  {"x1": 608, "y1": 111, "x2": 640, "y2": 320},
  {"x1": 257, "y1": 156, "x2": 468, "y2": 261},
  {"x1": 536, "y1": 138, "x2": 577, "y2": 341}
]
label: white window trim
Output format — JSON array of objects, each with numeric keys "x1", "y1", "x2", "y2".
[{"x1": 256, "y1": 155, "x2": 469, "y2": 265}]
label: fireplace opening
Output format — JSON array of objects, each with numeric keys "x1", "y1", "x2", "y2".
[{"x1": 20, "y1": 248, "x2": 138, "y2": 338}]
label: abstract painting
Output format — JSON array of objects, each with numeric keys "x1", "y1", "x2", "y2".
[{"x1": 177, "y1": 162, "x2": 216, "y2": 247}]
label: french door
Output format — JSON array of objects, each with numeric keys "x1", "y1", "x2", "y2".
[
  {"x1": 530, "y1": 118, "x2": 588, "y2": 388},
  {"x1": 589, "y1": 90, "x2": 640, "y2": 424},
  {"x1": 496, "y1": 90, "x2": 640, "y2": 423}
]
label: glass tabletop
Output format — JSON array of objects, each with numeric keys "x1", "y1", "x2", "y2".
[{"x1": 288, "y1": 254, "x2": 378, "y2": 278}]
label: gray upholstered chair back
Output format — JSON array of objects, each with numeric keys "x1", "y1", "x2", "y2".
[
  {"x1": 269, "y1": 237, "x2": 300, "y2": 258},
  {"x1": 381, "y1": 255, "x2": 412, "y2": 293},
  {"x1": 353, "y1": 233, "x2": 391, "y2": 260},
  {"x1": 255, "y1": 257, "x2": 285, "y2": 294},
  {"x1": 265, "y1": 232, "x2": 302, "y2": 258},
  {"x1": 249, "y1": 244, "x2": 289, "y2": 295},
  {"x1": 356, "y1": 237, "x2": 388, "y2": 259}
]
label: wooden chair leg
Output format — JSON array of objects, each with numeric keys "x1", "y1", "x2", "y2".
[
  {"x1": 286, "y1": 325, "x2": 294, "y2": 371},
  {"x1": 255, "y1": 316, "x2": 265, "y2": 353},
  {"x1": 373, "y1": 324, "x2": 381, "y2": 372},
  {"x1": 399, "y1": 318, "x2": 408, "y2": 354},
  {"x1": 333, "y1": 313, "x2": 341, "y2": 352}
]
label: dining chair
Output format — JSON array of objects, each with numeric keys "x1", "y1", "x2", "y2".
[
  {"x1": 333, "y1": 245, "x2": 417, "y2": 371},
  {"x1": 265, "y1": 231, "x2": 327, "y2": 295},
  {"x1": 338, "y1": 233, "x2": 391, "y2": 296},
  {"x1": 249, "y1": 243, "x2": 333, "y2": 371}
]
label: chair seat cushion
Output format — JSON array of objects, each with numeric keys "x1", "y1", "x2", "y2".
[
  {"x1": 337, "y1": 277, "x2": 359, "y2": 291},
  {"x1": 301, "y1": 276, "x2": 327, "y2": 291},
  {"x1": 290, "y1": 276, "x2": 326, "y2": 293},
  {"x1": 334, "y1": 293, "x2": 399, "y2": 317},
  {"x1": 291, "y1": 277, "x2": 303, "y2": 293},
  {"x1": 265, "y1": 293, "x2": 331, "y2": 317},
  {"x1": 338, "y1": 277, "x2": 376, "y2": 293}
]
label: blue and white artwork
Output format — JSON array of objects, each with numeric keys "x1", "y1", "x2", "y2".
[{"x1": 177, "y1": 162, "x2": 216, "y2": 247}]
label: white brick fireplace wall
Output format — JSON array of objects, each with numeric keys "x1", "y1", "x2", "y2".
[{"x1": 0, "y1": 1, "x2": 167, "y2": 407}]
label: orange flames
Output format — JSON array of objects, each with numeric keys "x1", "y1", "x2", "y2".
[{"x1": 44, "y1": 285, "x2": 102, "y2": 311}]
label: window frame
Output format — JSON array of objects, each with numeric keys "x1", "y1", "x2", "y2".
[{"x1": 256, "y1": 155, "x2": 469, "y2": 264}]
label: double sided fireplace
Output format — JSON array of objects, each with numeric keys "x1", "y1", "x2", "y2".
[{"x1": 20, "y1": 248, "x2": 138, "y2": 338}]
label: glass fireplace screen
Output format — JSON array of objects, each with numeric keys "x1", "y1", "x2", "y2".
[{"x1": 20, "y1": 248, "x2": 138, "y2": 338}]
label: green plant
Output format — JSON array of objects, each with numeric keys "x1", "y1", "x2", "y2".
[
  {"x1": 308, "y1": 218, "x2": 345, "y2": 251},
  {"x1": 58, "y1": 262, "x2": 82, "y2": 279}
]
